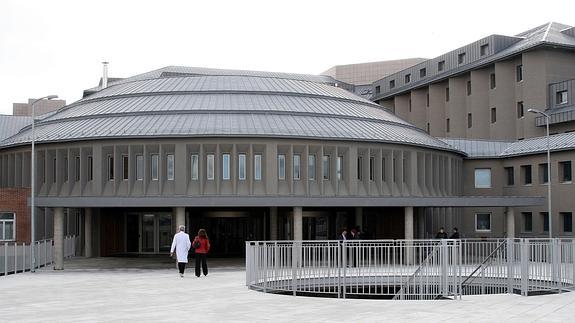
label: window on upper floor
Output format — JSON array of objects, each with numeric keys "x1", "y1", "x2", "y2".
[
  {"x1": 136, "y1": 155, "x2": 144, "y2": 180},
  {"x1": 87, "y1": 156, "x2": 93, "y2": 181},
  {"x1": 458, "y1": 52, "x2": 466, "y2": 64},
  {"x1": 504, "y1": 167, "x2": 514, "y2": 186},
  {"x1": 222, "y1": 153, "x2": 230, "y2": 181},
  {"x1": 467, "y1": 80, "x2": 472, "y2": 95},
  {"x1": 446, "y1": 118, "x2": 450, "y2": 133},
  {"x1": 207, "y1": 154, "x2": 215, "y2": 181},
  {"x1": 438, "y1": 60, "x2": 445, "y2": 72},
  {"x1": 308, "y1": 155, "x2": 316, "y2": 180},
  {"x1": 375, "y1": 86, "x2": 381, "y2": 94},
  {"x1": 369, "y1": 157, "x2": 375, "y2": 181},
  {"x1": 293, "y1": 154, "x2": 301, "y2": 180},
  {"x1": 467, "y1": 113, "x2": 473, "y2": 128},
  {"x1": 408, "y1": 98, "x2": 412, "y2": 112},
  {"x1": 516, "y1": 65, "x2": 523, "y2": 82},
  {"x1": 490, "y1": 73, "x2": 496, "y2": 89},
  {"x1": 382, "y1": 158, "x2": 386, "y2": 181},
  {"x1": 167, "y1": 154, "x2": 175, "y2": 181},
  {"x1": 53, "y1": 157, "x2": 57, "y2": 183},
  {"x1": 323, "y1": 155, "x2": 330, "y2": 180},
  {"x1": 151, "y1": 154, "x2": 159, "y2": 181},
  {"x1": 426, "y1": 122, "x2": 430, "y2": 133},
  {"x1": 357, "y1": 156, "x2": 363, "y2": 181},
  {"x1": 75, "y1": 156, "x2": 81, "y2": 182},
  {"x1": 405, "y1": 74, "x2": 411, "y2": 83},
  {"x1": 390, "y1": 80, "x2": 395, "y2": 89},
  {"x1": 491, "y1": 107, "x2": 497, "y2": 123},
  {"x1": 557, "y1": 90, "x2": 568, "y2": 105},
  {"x1": 426, "y1": 93, "x2": 429, "y2": 107},
  {"x1": 190, "y1": 154, "x2": 199, "y2": 181},
  {"x1": 480, "y1": 44, "x2": 489, "y2": 56},
  {"x1": 0, "y1": 213, "x2": 15, "y2": 241},
  {"x1": 278, "y1": 154, "x2": 286, "y2": 180},
  {"x1": 122, "y1": 155, "x2": 129, "y2": 181},
  {"x1": 517, "y1": 101, "x2": 524, "y2": 118},
  {"x1": 420, "y1": 68, "x2": 426, "y2": 78},
  {"x1": 336, "y1": 156, "x2": 343, "y2": 180},
  {"x1": 107, "y1": 155, "x2": 114, "y2": 181},
  {"x1": 562, "y1": 212, "x2": 573, "y2": 233},
  {"x1": 63, "y1": 156, "x2": 68, "y2": 182},
  {"x1": 238, "y1": 154, "x2": 246, "y2": 181},
  {"x1": 541, "y1": 212, "x2": 549, "y2": 232},
  {"x1": 539, "y1": 163, "x2": 548, "y2": 184},
  {"x1": 445, "y1": 87, "x2": 450, "y2": 101},
  {"x1": 521, "y1": 164, "x2": 532, "y2": 185},
  {"x1": 254, "y1": 154, "x2": 262, "y2": 181},
  {"x1": 522, "y1": 212, "x2": 533, "y2": 232},
  {"x1": 474, "y1": 168, "x2": 491, "y2": 188},
  {"x1": 559, "y1": 161, "x2": 572, "y2": 183}
]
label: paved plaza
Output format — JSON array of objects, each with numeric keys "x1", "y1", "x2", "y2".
[{"x1": 0, "y1": 257, "x2": 574, "y2": 322}]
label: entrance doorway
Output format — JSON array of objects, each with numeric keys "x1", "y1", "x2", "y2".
[{"x1": 125, "y1": 212, "x2": 172, "y2": 254}]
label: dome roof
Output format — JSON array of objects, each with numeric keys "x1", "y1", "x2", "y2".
[{"x1": 0, "y1": 66, "x2": 457, "y2": 152}]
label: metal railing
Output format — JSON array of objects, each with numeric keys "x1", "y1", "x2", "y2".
[
  {"x1": 246, "y1": 239, "x2": 575, "y2": 300},
  {"x1": 0, "y1": 235, "x2": 77, "y2": 277}
]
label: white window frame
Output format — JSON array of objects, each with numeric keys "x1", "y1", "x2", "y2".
[
  {"x1": 474, "y1": 168, "x2": 492, "y2": 188},
  {"x1": 308, "y1": 155, "x2": 316, "y2": 180},
  {"x1": 293, "y1": 154, "x2": 301, "y2": 180},
  {"x1": 475, "y1": 213, "x2": 492, "y2": 232},
  {"x1": 238, "y1": 154, "x2": 246, "y2": 181},
  {"x1": 322, "y1": 155, "x2": 330, "y2": 180},
  {"x1": 254, "y1": 154, "x2": 262, "y2": 181},
  {"x1": 151, "y1": 154, "x2": 159, "y2": 181},
  {"x1": 191, "y1": 154, "x2": 199, "y2": 180},
  {"x1": 222, "y1": 153, "x2": 231, "y2": 180},
  {"x1": 336, "y1": 156, "x2": 343, "y2": 180},
  {"x1": 136, "y1": 155, "x2": 144, "y2": 181},
  {"x1": 167, "y1": 154, "x2": 175, "y2": 181},
  {"x1": 207, "y1": 154, "x2": 215, "y2": 181},
  {"x1": 0, "y1": 212, "x2": 16, "y2": 241},
  {"x1": 278, "y1": 154, "x2": 286, "y2": 180}
]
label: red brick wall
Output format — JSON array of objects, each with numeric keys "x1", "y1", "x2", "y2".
[{"x1": 0, "y1": 188, "x2": 30, "y2": 243}]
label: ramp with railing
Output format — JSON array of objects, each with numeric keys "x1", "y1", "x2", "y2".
[{"x1": 246, "y1": 239, "x2": 575, "y2": 300}]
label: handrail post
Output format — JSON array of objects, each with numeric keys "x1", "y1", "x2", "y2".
[
  {"x1": 441, "y1": 239, "x2": 448, "y2": 298},
  {"x1": 342, "y1": 241, "x2": 347, "y2": 299},
  {"x1": 506, "y1": 238, "x2": 514, "y2": 294}
]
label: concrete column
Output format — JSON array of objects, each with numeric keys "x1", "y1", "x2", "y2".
[
  {"x1": 175, "y1": 207, "x2": 185, "y2": 232},
  {"x1": 355, "y1": 207, "x2": 363, "y2": 229},
  {"x1": 53, "y1": 207, "x2": 64, "y2": 270},
  {"x1": 293, "y1": 206, "x2": 303, "y2": 241},
  {"x1": 404, "y1": 206, "x2": 414, "y2": 240},
  {"x1": 506, "y1": 207, "x2": 515, "y2": 238},
  {"x1": 84, "y1": 208, "x2": 92, "y2": 258},
  {"x1": 269, "y1": 207, "x2": 278, "y2": 240}
]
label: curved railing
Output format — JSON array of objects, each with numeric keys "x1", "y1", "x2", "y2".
[{"x1": 246, "y1": 239, "x2": 575, "y2": 300}]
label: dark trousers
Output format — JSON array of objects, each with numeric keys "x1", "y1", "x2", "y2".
[
  {"x1": 195, "y1": 253, "x2": 208, "y2": 277},
  {"x1": 178, "y1": 262, "x2": 186, "y2": 274}
]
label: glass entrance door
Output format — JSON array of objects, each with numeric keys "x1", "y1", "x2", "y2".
[{"x1": 139, "y1": 213, "x2": 172, "y2": 253}]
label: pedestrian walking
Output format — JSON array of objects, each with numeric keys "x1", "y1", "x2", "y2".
[
  {"x1": 170, "y1": 225, "x2": 191, "y2": 278},
  {"x1": 193, "y1": 229, "x2": 210, "y2": 277}
]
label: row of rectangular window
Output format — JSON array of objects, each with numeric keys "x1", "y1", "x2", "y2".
[
  {"x1": 504, "y1": 161, "x2": 572, "y2": 186},
  {"x1": 521, "y1": 212, "x2": 573, "y2": 233},
  {"x1": 45, "y1": 156, "x2": 93, "y2": 183}
]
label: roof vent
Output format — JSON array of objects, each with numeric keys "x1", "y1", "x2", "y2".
[{"x1": 102, "y1": 61, "x2": 109, "y2": 89}]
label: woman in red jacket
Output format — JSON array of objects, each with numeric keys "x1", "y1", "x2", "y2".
[{"x1": 192, "y1": 229, "x2": 210, "y2": 277}]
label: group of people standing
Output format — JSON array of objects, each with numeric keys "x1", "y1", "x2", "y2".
[
  {"x1": 337, "y1": 226, "x2": 364, "y2": 240},
  {"x1": 435, "y1": 227, "x2": 460, "y2": 239},
  {"x1": 170, "y1": 226, "x2": 210, "y2": 278}
]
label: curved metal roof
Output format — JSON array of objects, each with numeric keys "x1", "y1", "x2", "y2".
[{"x1": 0, "y1": 67, "x2": 458, "y2": 153}]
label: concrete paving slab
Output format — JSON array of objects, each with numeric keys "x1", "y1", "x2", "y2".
[{"x1": 0, "y1": 257, "x2": 574, "y2": 322}]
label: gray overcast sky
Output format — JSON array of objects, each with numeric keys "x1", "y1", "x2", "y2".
[{"x1": 1, "y1": 0, "x2": 574, "y2": 115}]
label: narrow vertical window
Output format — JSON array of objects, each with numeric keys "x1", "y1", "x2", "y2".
[
  {"x1": 389, "y1": 80, "x2": 395, "y2": 89},
  {"x1": 405, "y1": 74, "x2": 411, "y2": 83},
  {"x1": 322, "y1": 155, "x2": 330, "y2": 180},
  {"x1": 222, "y1": 153, "x2": 230, "y2": 180},
  {"x1": 504, "y1": 167, "x2": 514, "y2": 186},
  {"x1": 357, "y1": 156, "x2": 363, "y2": 180},
  {"x1": 293, "y1": 154, "x2": 301, "y2": 180},
  {"x1": 336, "y1": 156, "x2": 343, "y2": 180},
  {"x1": 87, "y1": 156, "x2": 93, "y2": 181},
  {"x1": 136, "y1": 155, "x2": 144, "y2": 180},
  {"x1": 53, "y1": 157, "x2": 57, "y2": 183},
  {"x1": 207, "y1": 154, "x2": 215, "y2": 181},
  {"x1": 480, "y1": 44, "x2": 489, "y2": 56},
  {"x1": 369, "y1": 157, "x2": 375, "y2": 181},
  {"x1": 516, "y1": 65, "x2": 523, "y2": 82},
  {"x1": 438, "y1": 60, "x2": 445, "y2": 71},
  {"x1": 107, "y1": 155, "x2": 114, "y2": 181},
  {"x1": 190, "y1": 154, "x2": 199, "y2": 180},
  {"x1": 420, "y1": 68, "x2": 426, "y2": 78},
  {"x1": 151, "y1": 154, "x2": 159, "y2": 181},
  {"x1": 167, "y1": 154, "x2": 174, "y2": 181},
  {"x1": 238, "y1": 154, "x2": 246, "y2": 180},
  {"x1": 254, "y1": 154, "x2": 262, "y2": 181},
  {"x1": 491, "y1": 108, "x2": 497, "y2": 123},
  {"x1": 446, "y1": 118, "x2": 450, "y2": 133},
  {"x1": 517, "y1": 101, "x2": 524, "y2": 118},
  {"x1": 467, "y1": 113, "x2": 473, "y2": 128},
  {"x1": 278, "y1": 154, "x2": 286, "y2": 180},
  {"x1": 426, "y1": 92, "x2": 429, "y2": 107},
  {"x1": 559, "y1": 161, "x2": 572, "y2": 183},
  {"x1": 522, "y1": 212, "x2": 533, "y2": 232},
  {"x1": 445, "y1": 87, "x2": 450, "y2": 101},
  {"x1": 375, "y1": 86, "x2": 381, "y2": 94},
  {"x1": 382, "y1": 158, "x2": 386, "y2": 181},
  {"x1": 490, "y1": 73, "x2": 496, "y2": 89},
  {"x1": 308, "y1": 155, "x2": 316, "y2": 180},
  {"x1": 122, "y1": 155, "x2": 129, "y2": 181},
  {"x1": 458, "y1": 52, "x2": 466, "y2": 64},
  {"x1": 466, "y1": 80, "x2": 471, "y2": 95},
  {"x1": 63, "y1": 156, "x2": 68, "y2": 182},
  {"x1": 539, "y1": 163, "x2": 549, "y2": 184},
  {"x1": 75, "y1": 156, "x2": 80, "y2": 181}
]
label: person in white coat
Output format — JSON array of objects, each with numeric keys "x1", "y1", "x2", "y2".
[{"x1": 170, "y1": 225, "x2": 191, "y2": 277}]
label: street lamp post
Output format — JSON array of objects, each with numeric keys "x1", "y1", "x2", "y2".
[
  {"x1": 528, "y1": 108, "x2": 552, "y2": 239},
  {"x1": 30, "y1": 95, "x2": 58, "y2": 272}
]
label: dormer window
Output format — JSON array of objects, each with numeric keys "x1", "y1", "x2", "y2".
[
  {"x1": 480, "y1": 44, "x2": 489, "y2": 56},
  {"x1": 420, "y1": 68, "x2": 426, "y2": 78},
  {"x1": 405, "y1": 74, "x2": 411, "y2": 83},
  {"x1": 389, "y1": 80, "x2": 395, "y2": 89},
  {"x1": 438, "y1": 60, "x2": 445, "y2": 72},
  {"x1": 458, "y1": 53, "x2": 466, "y2": 64}
]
